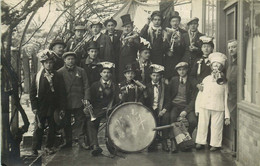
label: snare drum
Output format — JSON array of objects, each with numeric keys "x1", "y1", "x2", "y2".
[{"x1": 106, "y1": 102, "x2": 156, "y2": 153}]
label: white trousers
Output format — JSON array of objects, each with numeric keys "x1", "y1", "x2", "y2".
[{"x1": 196, "y1": 109, "x2": 224, "y2": 147}]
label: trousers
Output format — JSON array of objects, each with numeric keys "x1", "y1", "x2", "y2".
[{"x1": 196, "y1": 109, "x2": 224, "y2": 147}]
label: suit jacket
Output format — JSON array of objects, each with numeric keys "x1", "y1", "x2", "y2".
[
  {"x1": 117, "y1": 80, "x2": 144, "y2": 104},
  {"x1": 227, "y1": 59, "x2": 237, "y2": 113},
  {"x1": 118, "y1": 31, "x2": 140, "y2": 82},
  {"x1": 58, "y1": 66, "x2": 90, "y2": 109},
  {"x1": 80, "y1": 57, "x2": 101, "y2": 86},
  {"x1": 132, "y1": 60, "x2": 152, "y2": 84},
  {"x1": 182, "y1": 31, "x2": 204, "y2": 66},
  {"x1": 144, "y1": 81, "x2": 168, "y2": 112},
  {"x1": 190, "y1": 57, "x2": 212, "y2": 88},
  {"x1": 164, "y1": 28, "x2": 187, "y2": 79},
  {"x1": 140, "y1": 24, "x2": 168, "y2": 65},
  {"x1": 90, "y1": 79, "x2": 116, "y2": 117},
  {"x1": 87, "y1": 33, "x2": 114, "y2": 62},
  {"x1": 165, "y1": 76, "x2": 195, "y2": 113},
  {"x1": 30, "y1": 70, "x2": 66, "y2": 117}
]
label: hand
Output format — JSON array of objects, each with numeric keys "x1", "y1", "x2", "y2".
[
  {"x1": 32, "y1": 109, "x2": 37, "y2": 114},
  {"x1": 225, "y1": 118, "x2": 230, "y2": 125},
  {"x1": 165, "y1": 79, "x2": 169, "y2": 85},
  {"x1": 180, "y1": 111, "x2": 187, "y2": 117},
  {"x1": 195, "y1": 112, "x2": 199, "y2": 116},
  {"x1": 197, "y1": 83, "x2": 204, "y2": 92},
  {"x1": 158, "y1": 109, "x2": 167, "y2": 117}
]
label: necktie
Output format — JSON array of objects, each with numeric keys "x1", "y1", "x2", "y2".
[{"x1": 180, "y1": 78, "x2": 184, "y2": 84}]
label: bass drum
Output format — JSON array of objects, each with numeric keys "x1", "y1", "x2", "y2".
[{"x1": 106, "y1": 102, "x2": 156, "y2": 153}]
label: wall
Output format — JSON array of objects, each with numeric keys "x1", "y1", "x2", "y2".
[{"x1": 238, "y1": 108, "x2": 260, "y2": 166}]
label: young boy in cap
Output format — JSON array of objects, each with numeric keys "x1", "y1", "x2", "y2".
[
  {"x1": 80, "y1": 41, "x2": 101, "y2": 86},
  {"x1": 87, "y1": 20, "x2": 114, "y2": 62},
  {"x1": 49, "y1": 38, "x2": 67, "y2": 70},
  {"x1": 144, "y1": 64, "x2": 170, "y2": 152},
  {"x1": 66, "y1": 23, "x2": 87, "y2": 65},
  {"x1": 87, "y1": 62, "x2": 116, "y2": 156},
  {"x1": 182, "y1": 17, "x2": 204, "y2": 67},
  {"x1": 57, "y1": 52, "x2": 90, "y2": 150},
  {"x1": 164, "y1": 11, "x2": 187, "y2": 82},
  {"x1": 195, "y1": 52, "x2": 230, "y2": 151},
  {"x1": 132, "y1": 43, "x2": 152, "y2": 84},
  {"x1": 118, "y1": 64, "x2": 144, "y2": 103},
  {"x1": 140, "y1": 11, "x2": 167, "y2": 65},
  {"x1": 165, "y1": 62, "x2": 197, "y2": 152},
  {"x1": 30, "y1": 49, "x2": 66, "y2": 155},
  {"x1": 118, "y1": 14, "x2": 140, "y2": 82},
  {"x1": 190, "y1": 36, "x2": 214, "y2": 92}
]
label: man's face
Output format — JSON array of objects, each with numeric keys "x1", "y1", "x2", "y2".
[
  {"x1": 91, "y1": 25, "x2": 101, "y2": 35},
  {"x1": 123, "y1": 24, "x2": 133, "y2": 34},
  {"x1": 52, "y1": 44, "x2": 65, "y2": 56},
  {"x1": 88, "y1": 49, "x2": 98, "y2": 59},
  {"x1": 140, "y1": 50, "x2": 150, "y2": 60},
  {"x1": 228, "y1": 41, "x2": 238, "y2": 59},
  {"x1": 201, "y1": 44, "x2": 213, "y2": 56},
  {"x1": 211, "y1": 62, "x2": 223, "y2": 72},
  {"x1": 42, "y1": 59, "x2": 54, "y2": 71},
  {"x1": 124, "y1": 71, "x2": 135, "y2": 81},
  {"x1": 152, "y1": 16, "x2": 161, "y2": 27},
  {"x1": 75, "y1": 30, "x2": 84, "y2": 39},
  {"x1": 177, "y1": 67, "x2": 188, "y2": 77},
  {"x1": 150, "y1": 73, "x2": 161, "y2": 83},
  {"x1": 189, "y1": 22, "x2": 199, "y2": 32},
  {"x1": 100, "y1": 69, "x2": 112, "y2": 81},
  {"x1": 64, "y1": 56, "x2": 76, "y2": 67},
  {"x1": 106, "y1": 22, "x2": 116, "y2": 33},
  {"x1": 170, "y1": 18, "x2": 180, "y2": 29}
]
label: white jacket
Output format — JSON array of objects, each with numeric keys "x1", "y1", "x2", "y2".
[{"x1": 195, "y1": 75, "x2": 230, "y2": 119}]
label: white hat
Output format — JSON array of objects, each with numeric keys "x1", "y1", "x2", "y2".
[
  {"x1": 208, "y1": 52, "x2": 227, "y2": 66},
  {"x1": 150, "y1": 64, "x2": 164, "y2": 73},
  {"x1": 98, "y1": 61, "x2": 115, "y2": 71}
]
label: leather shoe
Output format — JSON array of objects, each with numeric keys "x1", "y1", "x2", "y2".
[
  {"x1": 91, "y1": 145, "x2": 103, "y2": 156},
  {"x1": 80, "y1": 143, "x2": 91, "y2": 150},
  {"x1": 210, "y1": 147, "x2": 219, "y2": 151},
  {"x1": 162, "y1": 140, "x2": 169, "y2": 152},
  {"x1": 195, "y1": 144, "x2": 205, "y2": 150}
]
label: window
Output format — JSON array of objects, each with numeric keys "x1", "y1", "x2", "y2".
[{"x1": 243, "y1": 0, "x2": 260, "y2": 105}]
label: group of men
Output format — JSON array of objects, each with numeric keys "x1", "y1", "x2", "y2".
[{"x1": 30, "y1": 10, "x2": 238, "y2": 157}]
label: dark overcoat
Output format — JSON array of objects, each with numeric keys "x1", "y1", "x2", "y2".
[
  {"x1": 30, "y1": 70, "x2": 66, "y2": 118},
  {"x1": 57, "y1": 66, "x2": 90, "y2": 109}
]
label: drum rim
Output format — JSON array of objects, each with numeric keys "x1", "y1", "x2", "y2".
[{"x1": 106, "y1": 102, "x2": 157, "y2": 153}]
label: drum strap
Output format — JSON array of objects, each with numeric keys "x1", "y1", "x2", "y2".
[
  {"x1": 158, "y1": 79, "x2": 165, "y2": 111},
  {"x1": 135, "y1": 85, "x2": 138, "y2": 102}
]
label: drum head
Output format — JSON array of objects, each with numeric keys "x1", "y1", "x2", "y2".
[{"x1": 107, "y1": 102, "x2": 156, "y2": 152}]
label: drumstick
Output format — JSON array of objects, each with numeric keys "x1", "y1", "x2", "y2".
[{"x1": 153, "y1": 124, "x2": 175, "y2": 131}]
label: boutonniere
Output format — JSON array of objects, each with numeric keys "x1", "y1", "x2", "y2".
[
  {"x1": 114, "y1": 33, "x2": 118, "y2": 37},
  {"x1": 92, "y1": 66, "x2": 97, "y2": 69},
  {"x1": 197, "y1": 58, "x2": 203, "y2": 64},
  {"x1": 75, "y1": 72, "x2": 81, "y2": 78}
]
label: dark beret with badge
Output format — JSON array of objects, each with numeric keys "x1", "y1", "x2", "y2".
[{"x1": 123, "y1": 63, "x2": 136, "y2": 73}]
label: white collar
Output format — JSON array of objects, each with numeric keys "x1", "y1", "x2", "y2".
[
  {"x1": 102, "y1": 79, "x2": 111, "y2": 84},
  {"x1": 152, "y1": 81, "x2": 160, "y2": 85},
  {"x1": 180, "y1": 76, "x2": 187, "y2": 83}
]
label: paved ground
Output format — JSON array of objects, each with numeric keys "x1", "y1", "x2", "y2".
[{"x1": 47, "y1": 145, "x2": 236, "y2": 166}]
